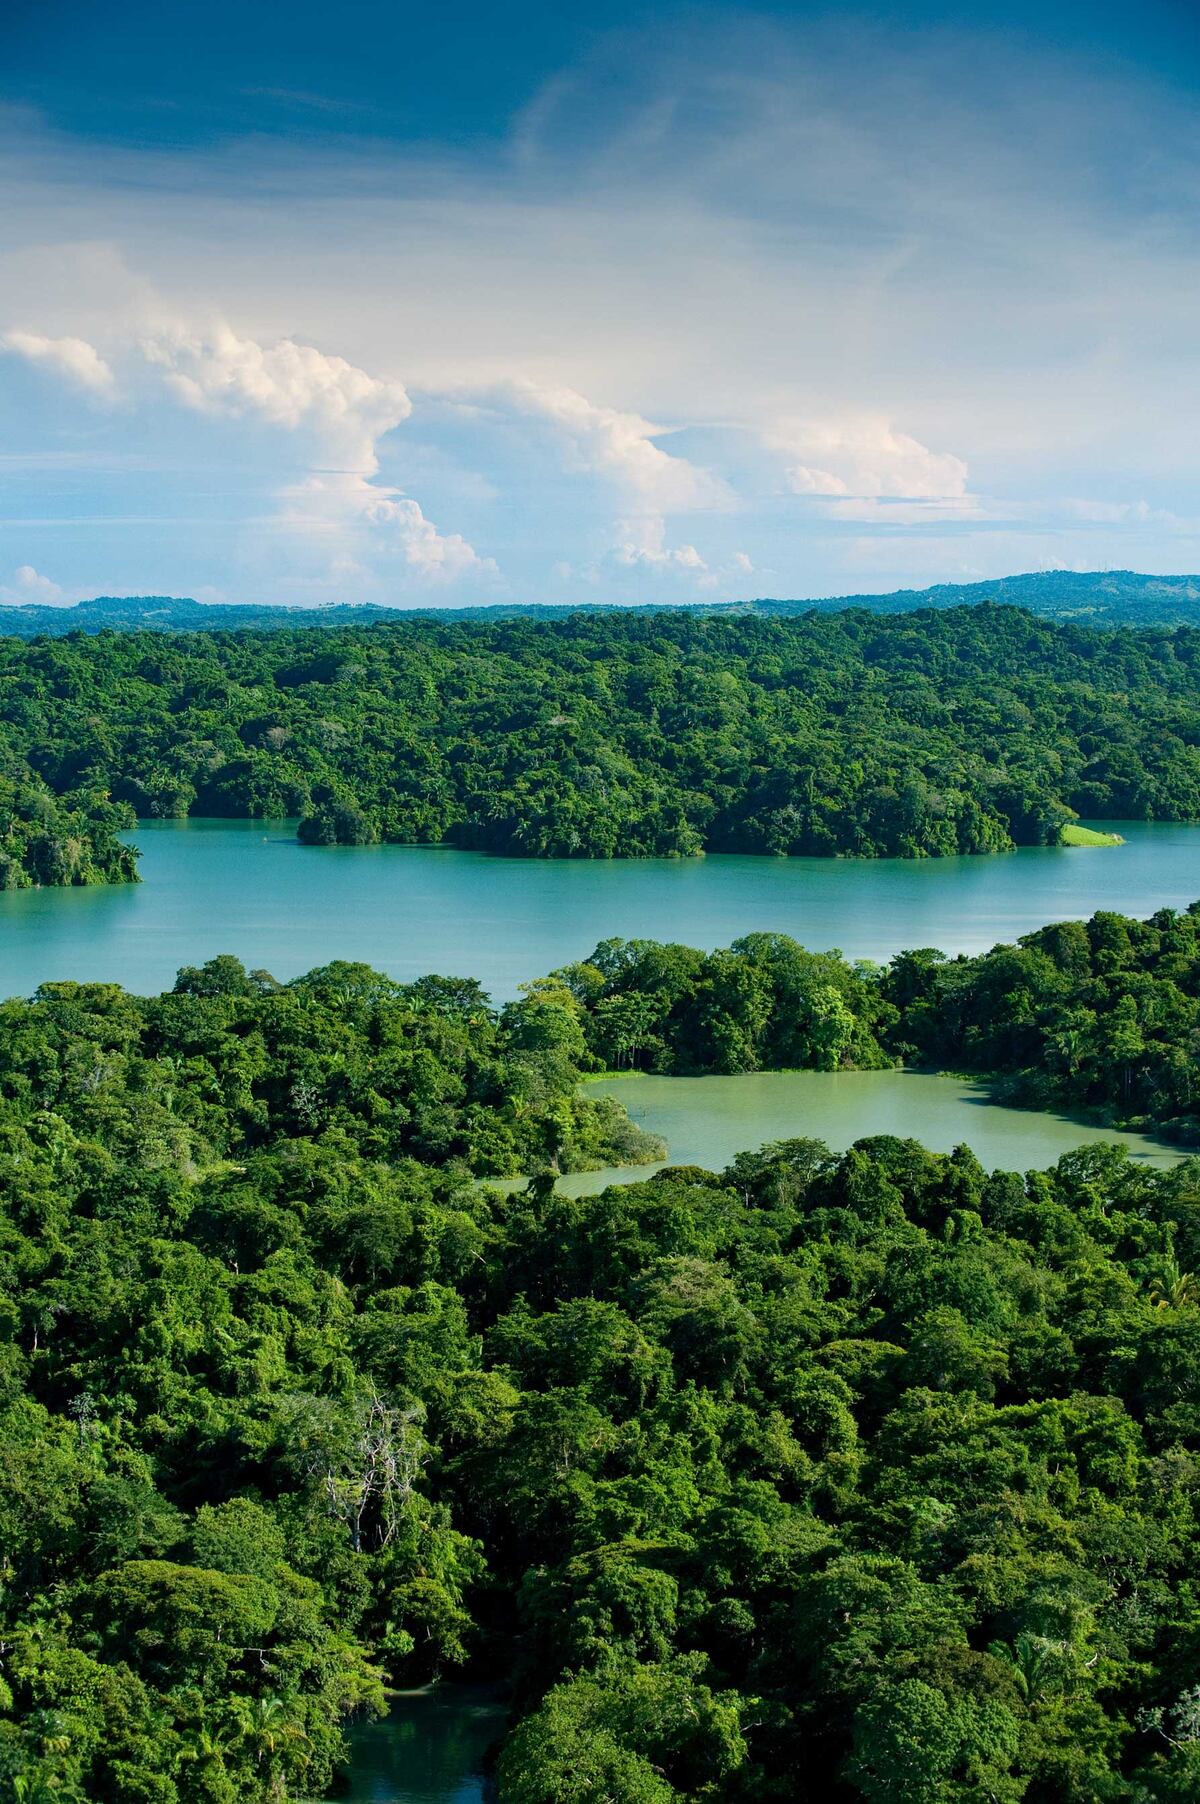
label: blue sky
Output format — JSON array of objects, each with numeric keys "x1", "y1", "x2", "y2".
[{"x1": 2, "y1": 0, "x2": 1199, "y2": 606}]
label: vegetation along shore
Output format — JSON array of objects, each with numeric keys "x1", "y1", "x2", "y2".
[{"x1": 3, "y1": 605, "x2": 1200, "y2": 885}]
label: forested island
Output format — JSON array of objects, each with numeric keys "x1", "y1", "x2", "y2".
[
  {"x1": 2, "y1": 605, "x2": 1200, "y2": 884},
  {"x1": 3, "y1": 902, "x2": 1200, "y2": 1800}
]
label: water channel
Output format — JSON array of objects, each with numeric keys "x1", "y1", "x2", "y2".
[{"x1": 337, "y1": 1687, "x2": 506, "y2": 1803}]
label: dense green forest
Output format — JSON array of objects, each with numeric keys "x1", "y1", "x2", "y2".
[
  {"x1": 3, "y1": 606, "x2": 1200, "y2": 872},
  {"x1": 0, "y1": 764, "x2": 137, "y2": 891},
  {"x1": 2, "y1": 950, "x2": 1200, "y2": 1799}
]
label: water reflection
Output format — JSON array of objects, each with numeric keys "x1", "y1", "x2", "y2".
[{"x1": 337, "y1": 1686, "x2": 507, "y2": 1804}]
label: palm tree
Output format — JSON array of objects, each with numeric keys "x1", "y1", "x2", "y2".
[
  {"x1": 12, "y1": 1771, "x2": 79, "y2": 1804},
  {"x1": 175, "y1": 1719, "x2": 235, "y2": 1784},
  {"x1": 1148, "y1": 1257, "x2": 1199, "y2": 1310},
  {"x1": 232, "y1": 1693, "x2": 312, "y2": 1774},
  {"x1": 989, "y1": 1633, "x2": 1065, "y2": 1704}
]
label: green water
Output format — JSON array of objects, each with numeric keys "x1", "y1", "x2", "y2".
[
  {"x1": 525, "y1": 1068, "x2": 1181, "y2": 1195},
  {"x1": 0, "y1": 817, "x2": 1197, "y2": 1003},
  {"x1": 337, "y1": 1687, "x2": 505, "y2": 1803}
]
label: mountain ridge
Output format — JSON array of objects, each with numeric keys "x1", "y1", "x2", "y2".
[{"x1": 3, "y1": 568, "x2": 1200, "y2": 637}]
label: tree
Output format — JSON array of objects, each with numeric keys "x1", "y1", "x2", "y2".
[{"x1": 1148, "y1": 1256, "x2": 1199, "y2": 1310}]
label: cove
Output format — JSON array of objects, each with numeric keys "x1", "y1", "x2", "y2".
[
  {"x1": 0, "y1": 817, "x2": 1197, "y2": 1004},
  {"x1": 519, "y1": 1070, "x2": 1183, "y2": 1197},
  {"x1": 336, "y1": 1685, "x2": 506, "y2": 1803}
]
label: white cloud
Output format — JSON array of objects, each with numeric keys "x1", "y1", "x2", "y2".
[
  {"x1": 0, "y1": 308, "x2": 499, "y2": 589},
  {"x1": 770, "y1": 418, "x2": 971, "y2": 502},
  {"x1": 502, "y1": 378, "x2": 727, "y2": 513},
  {"x1": 3, "y1": 330, "x2": 116, "y2": 398},
  {"x1": 141, "y1": 322, "x2": 411, "y2": 472},
  {"x1": 136, "y1": 322, "x2": 492, "y2": 584},
  {"x1": 5, "y1": 15, "x2": 1200, "y2": 601},
  {"x1": 367, "y1": 495, "x2": 492, "y2": 581},
  {"x1": 278, "y1": 473, "x2": 496, "y2": 583},
  {"x1": 1060, "y1": 497, "x2": 1153, "y2": 525},
  {"x1": 613, "y1": 514, "x2": 707, "y2": 572},
  {"x1": 0, "y1": 563, "x2": 64, "y2": 604},
  {"x1": 494, "y1": 378, "x2": 727, "y2": 577}
]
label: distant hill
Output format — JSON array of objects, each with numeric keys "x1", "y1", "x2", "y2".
[
  {"x1": 0, "y1": 595, "x2": 417, "y2": 637},
  {"x1": 762, "y1": 569, "x2": 1200, "y2": 626},
  {"x1": 2, "y1": 569, "x2": 1199, "y2": 638}
]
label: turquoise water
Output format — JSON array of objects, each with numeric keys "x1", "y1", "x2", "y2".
[
  {"x1": 0, "y1": 817, "x2": 1196, "y2": 1002},
  {"x1": 337, "y1": 1687, "x2": 506, "y2": 1803}
]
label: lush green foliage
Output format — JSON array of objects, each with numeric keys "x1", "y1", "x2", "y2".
[
  {"x1": 0, "y1": 955, "x2": 654, "y2": 1799},
  {"x1": 553, "y1": 905, "x2": 1200, "y2": 1143},
  {"x1": 0, "y1": 955, "x2": 658, "y2": 1185},
  {"x1": 4, "y1": 606, "x2": 1200, "y2": 867},
  {"x1": 884, "y1": 904, "x2": 1200, "y2": 1141},
  {"x1": 0, "y1": 763, "x2": 137, "y2": 889},
  {"x1": 554, "y1": 932, "x2": 897, "y2": 1075},
  {"x1": 2, "y1": 952, "x2": 1200, "y2": 1798}
]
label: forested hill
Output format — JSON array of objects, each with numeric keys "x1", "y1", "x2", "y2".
[
  {"x1": 760, "y1": 567, "x2": 1200, "y2": 627},
  {"x1": 3, "y1": 568, "x2": 1200, "y2": 636},
  {"x1": 2, "y1": 605, "x2": 1200, "y2": 878}
]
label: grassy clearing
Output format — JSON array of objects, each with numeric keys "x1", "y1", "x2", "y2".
[{"x1": 1060, "y1": 822, "x2": 1125, "y2": 846}]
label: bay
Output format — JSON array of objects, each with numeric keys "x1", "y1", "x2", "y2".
[
  {"x1": 541, "y1": 1069, "x2": 1182, "y2": 1196},
  {"x1": 344, "y1": 1067, "x2": 1183, "y2": 1799},
  {"x1": 0, "y1": 817, "x2": 1196, "y2": 1003}
]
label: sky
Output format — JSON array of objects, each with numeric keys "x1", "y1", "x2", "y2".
[{"x1": 2, "y1": 0, "x2": 1200, "y2": 608}]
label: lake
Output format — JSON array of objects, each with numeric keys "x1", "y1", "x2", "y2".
[
  {"x1": 338, "y1": 1686, "x2": 506, "y2": 1803},
  {"x1": 0, "y1": 816, "x2": 1196, "y2": 1003}
]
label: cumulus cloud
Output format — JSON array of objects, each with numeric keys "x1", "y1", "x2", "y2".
[
  {"x1": 6, "y1": 12, "x2": 1200, "y2": 598},
  {"x1": 503, "y1": 379, "x2": 726, "y2": 512},
  {"x1": 769, "y1": 418, "x2": 971, "y2": 502},
  {"x1": 138, "y1": 323, "x2": 492, "y2": 583},
  {"x1": 494, "y1": 378, "x2": 728, "y2": 578},
  {"x1": 141, "y1": 322, "x2": 412, "y2": 472},
  {"x1": 1, "y1": 308, "x2": 497, "y2": 589},
  {"x1": 0, "y1": 563, "x2": 65, "y2": 604},
  {"x1": 3, "y1": 330, "x2": 116, "y2": 398},
  {"x1": 364, "y1": 493, "x2": 492, "y2": 580},
  {"x1": 612, "y1": 514, "x2": 708, "y2": 573},
  {"x1": 277, "y1": 473, "x2": 496, "y2": 583}
]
